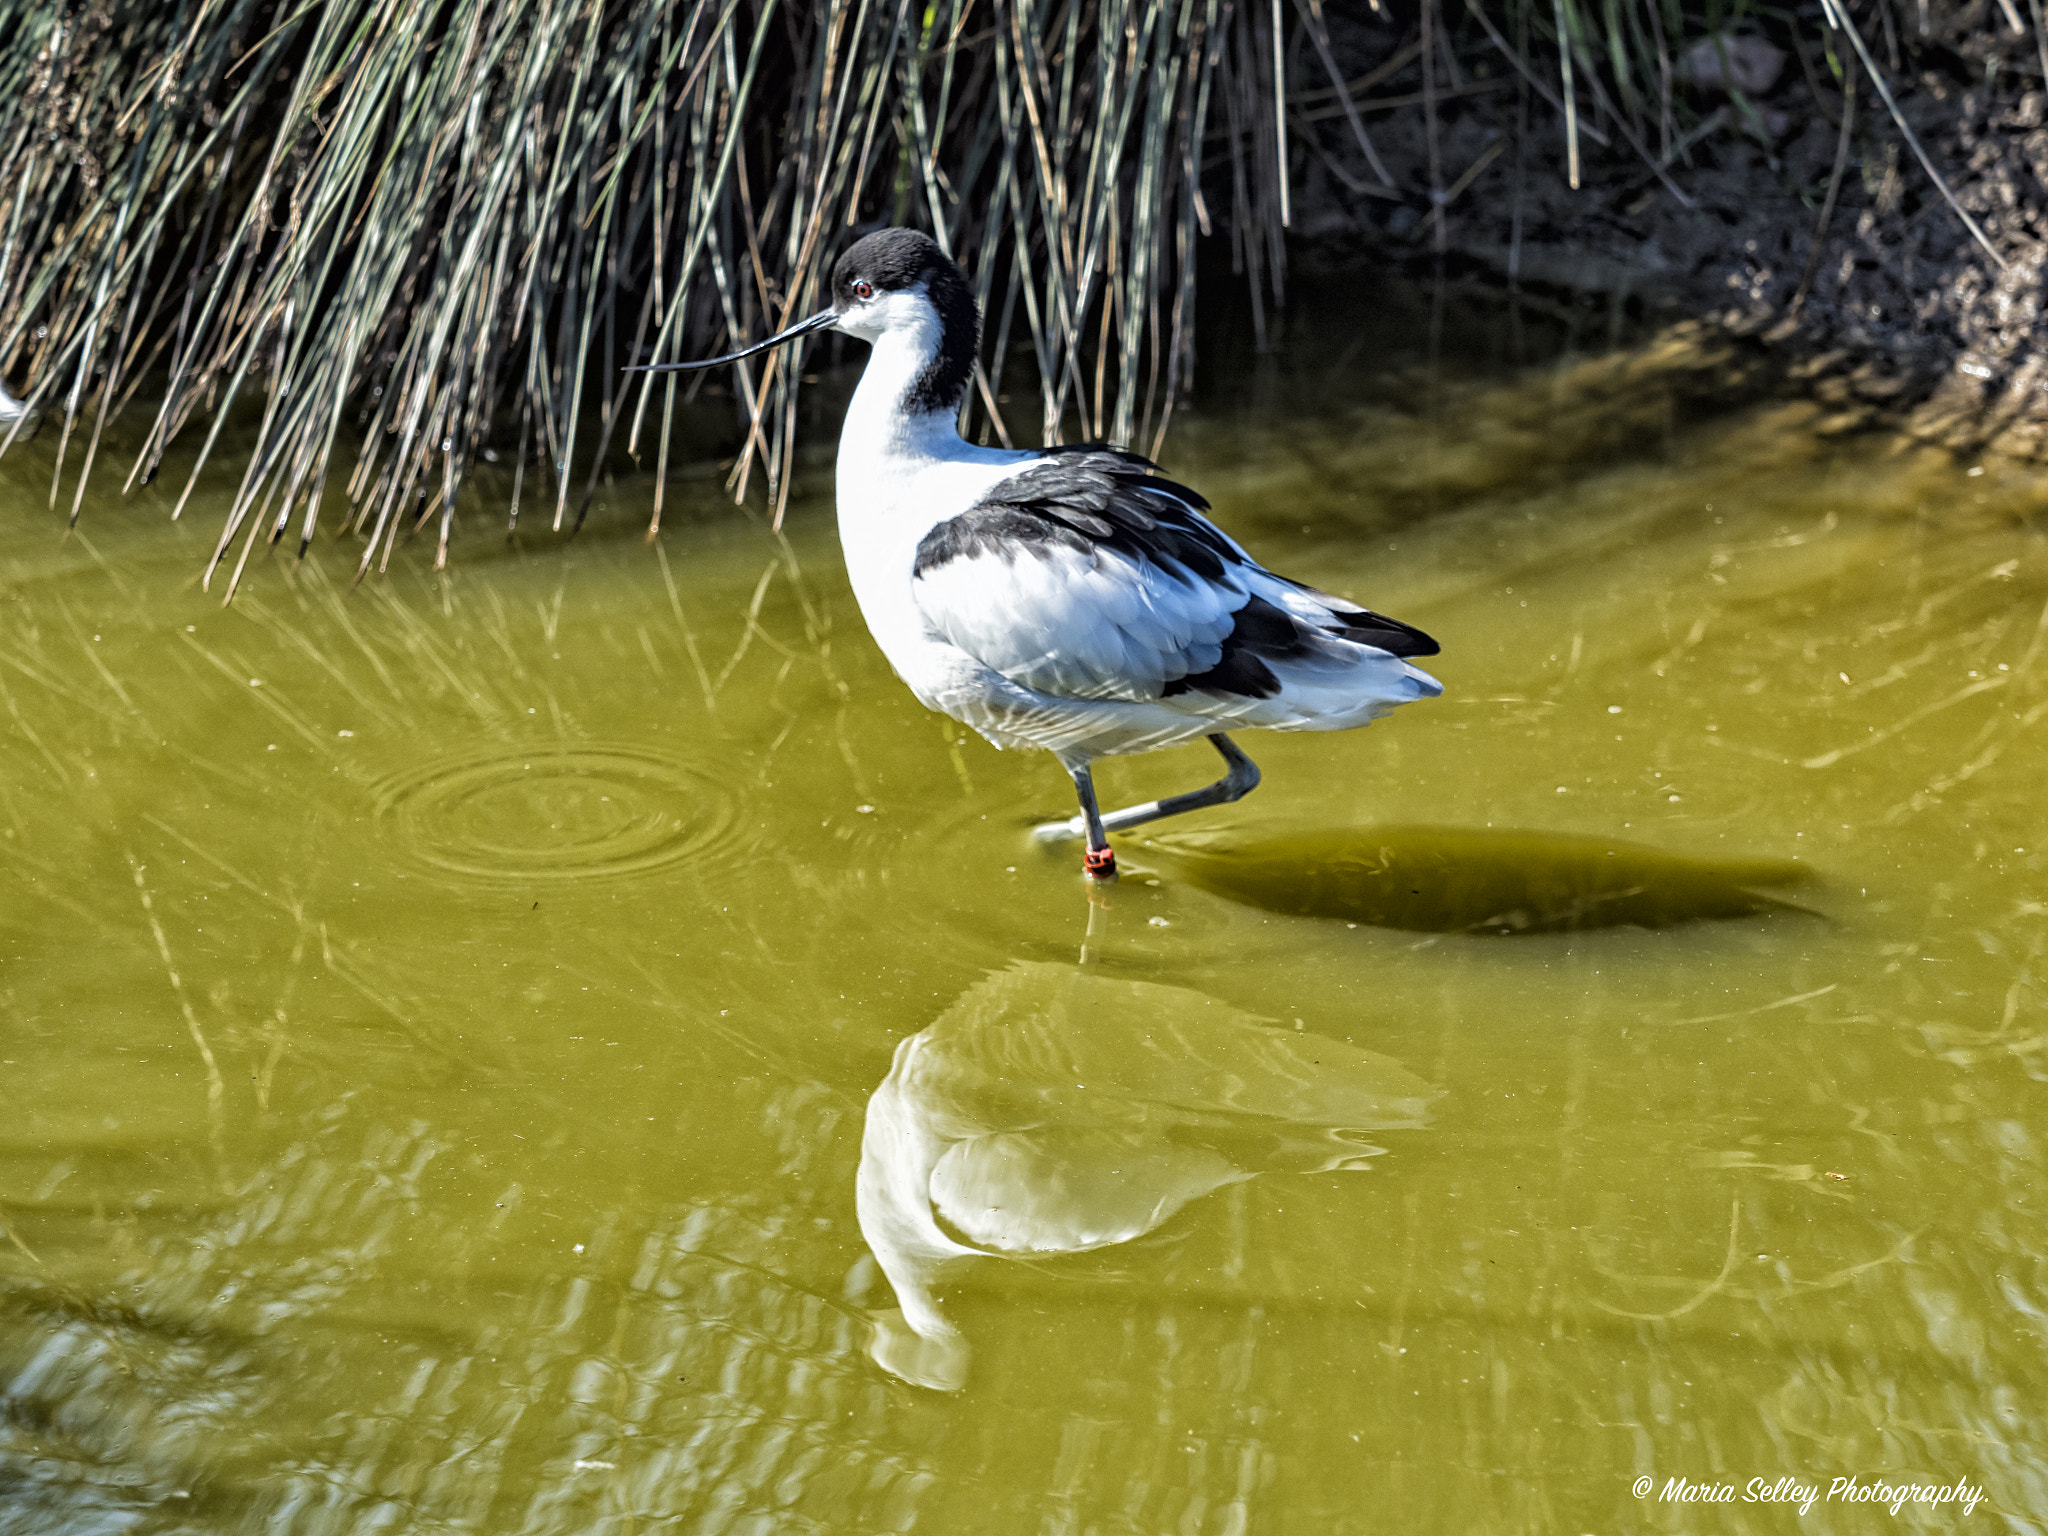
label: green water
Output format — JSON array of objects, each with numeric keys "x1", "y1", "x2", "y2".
[{"x1": 3, "y1": 339, "x2": 2045, "y2": 1533}]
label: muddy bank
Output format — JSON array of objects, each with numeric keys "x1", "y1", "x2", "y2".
[{"x1": 1283, "y1": 2, "x2": 2048, "y2": 461}]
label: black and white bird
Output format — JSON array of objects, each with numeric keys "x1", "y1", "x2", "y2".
[{"x1": 632, "y1": 229, "x2": 1441, "y2": 879}]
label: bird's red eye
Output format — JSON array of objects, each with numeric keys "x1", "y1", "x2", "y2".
[{"x1": 854, "y1": 280, "x2": 874, "y2": 300}]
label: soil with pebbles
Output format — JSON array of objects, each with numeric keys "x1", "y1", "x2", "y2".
[{"x1": 1284, "y1": 3, "x2": 2048, "y2": 460}]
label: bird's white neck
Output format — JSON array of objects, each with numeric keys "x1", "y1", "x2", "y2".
[
  {"x1": 829, "y1": 318, "x2": 1034, "y2": 697},
  {"x1": 838, "y1": 324, "x2": 965, "y2": 480}
]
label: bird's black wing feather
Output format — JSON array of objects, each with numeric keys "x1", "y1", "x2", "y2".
[
  {"x1": 1303, "y1": 590, "x2": 1440, "y2": 658},
  {"x1": 912, "y1": 447, "x2": 1237, "y2": 585}
]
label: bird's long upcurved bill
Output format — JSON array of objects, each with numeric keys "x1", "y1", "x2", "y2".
[{"x1": 623, "y1": 309, "x2": 837, "y2": 372}]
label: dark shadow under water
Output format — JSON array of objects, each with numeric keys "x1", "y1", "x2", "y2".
[{"x1": 1139, "y1": 825, "x2": 1815, "y2": 935}]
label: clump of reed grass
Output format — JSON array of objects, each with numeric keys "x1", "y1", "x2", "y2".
[
  {"x1": 0, "y1": 0, "x2": 2026, "y2": 591},
  {"x1": 0, "y1": 0, "x2": 1315, "y2": 591}
]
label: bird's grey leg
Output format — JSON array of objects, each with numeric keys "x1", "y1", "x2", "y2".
[
  {"x1": 1068, "y1": 763, "x2": 1119, "y2": 880},
  {"x1": 1036, "y1": 735, "x2": 1262, "y2": 845}
]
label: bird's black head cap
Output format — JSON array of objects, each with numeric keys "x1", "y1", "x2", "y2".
[{"x1": 832, "y1": 228, "x2": 980, "y2": 416}]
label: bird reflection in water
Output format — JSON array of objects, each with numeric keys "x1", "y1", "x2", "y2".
[
  {"x1": 855, "y1": 961, "x2": 1435, "y2": 1390},
  {"x1": 1142, "y1": 825, "x2": 1814, "y2": 935}
]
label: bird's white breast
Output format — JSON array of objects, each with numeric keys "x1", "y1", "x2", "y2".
[{"x1": 832, "y1": 330, "x2": 1034, "y2": 699}]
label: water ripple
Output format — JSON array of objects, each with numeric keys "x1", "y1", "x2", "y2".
[{"x1": 373, "y1": 744, "x2": 734, "y2": 885}]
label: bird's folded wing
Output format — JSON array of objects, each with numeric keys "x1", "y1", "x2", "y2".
[
  {"x1": 911, "y1": 522, "x2": 1246, "y2": 700},
  {"x1": 911, "y1": 449, "x2": 1439, "y2": 705},
  {"x1": 911, "y1": 447, "x2": 1275, "y2": 704}
]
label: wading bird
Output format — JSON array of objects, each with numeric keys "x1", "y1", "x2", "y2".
[{"x1": 631, "y1": 229, "x2": 1441, "y2": 879}]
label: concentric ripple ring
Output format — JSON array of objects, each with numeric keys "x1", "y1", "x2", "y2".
[{"x1": 373, "y1": 745, "x2": 735, "y2": 885}]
